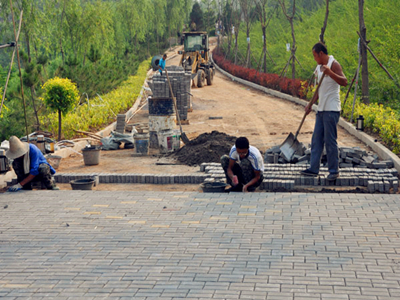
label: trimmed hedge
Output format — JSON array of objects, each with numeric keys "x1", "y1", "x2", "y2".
[{"x1": 212, "y1": 48, "x2": 308, "y2": 99}]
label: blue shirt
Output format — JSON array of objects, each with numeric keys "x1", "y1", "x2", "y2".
[
  {"x1": 29, "y1": 144, "x2": 56, "y2": 176},
  {"x1": 159, "y1": 58, "x2": 166, "y2": 74}
]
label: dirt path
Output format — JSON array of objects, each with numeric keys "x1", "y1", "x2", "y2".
[{"x1": 57, "y1": 40, "x2": 371, "y2": 190}]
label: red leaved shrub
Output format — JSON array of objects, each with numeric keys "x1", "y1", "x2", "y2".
[{"x1": 213, "y1": 48, "x2": 308, "y2": 99}]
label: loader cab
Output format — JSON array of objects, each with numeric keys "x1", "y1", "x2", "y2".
[{"x1": 182, "y1": 32, "x2": 208, "y2": 60}]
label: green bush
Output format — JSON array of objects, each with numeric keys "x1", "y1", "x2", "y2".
[
  {"x1": 41, "y1": 77, "x2": 80, "y2": 140},
  {"x1": 342, "y1": 93, "x2": 400, "y2": 154}
]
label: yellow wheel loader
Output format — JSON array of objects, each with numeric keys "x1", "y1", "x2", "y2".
[{"x1": 178, "y1": 31, "x2": 215, "y2": 88}]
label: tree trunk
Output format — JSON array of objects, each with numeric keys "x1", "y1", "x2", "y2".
[
  {"x1": 30, "y1": 86, "x2": 40, "y2": 130},
  {"x1": 83, "y1": 47, "x2": 86, "y2": 66},
  {"x1": 234, "y1": 31, "x2": 239, "y2": 65},
  {"x1": 156, "y1": 33, "x2": 160, "y2": 53},
  {"x1": 58, "y1": 109, "x2": 62, "y2": 141},
  {"x1": 262, "y1": 26, "x2": 267, "y2": 73},
  {"x1": 358, "y1": 0, "x2": 369, "y2": 104},
  {"x1": 319, "y1": 0, "x2": 329, "y2": 45},
  {"x1": 25, "y1": 33, "x2": 31, "y2": 62},
  {"x1": 290, "y1": 20, "x2": 296, "y2": 80}
]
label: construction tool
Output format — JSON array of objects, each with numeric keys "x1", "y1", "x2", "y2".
[
  {"x1": 164, "y1": 68, "x2": 190, "y2": 144},
  {"x1": 280, "y1": 72, "x2": 326, "y2": 162}
]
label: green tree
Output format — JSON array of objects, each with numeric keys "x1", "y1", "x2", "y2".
[
  {"x1": 41, "y1": 77, "x2": 79, "y2": 140},
  {"x1": 202, "y1": 0, "x2": 217, "y2": 33},
  {"x1": 190, "y1": 3, "x2": 204, "y2": 31}
]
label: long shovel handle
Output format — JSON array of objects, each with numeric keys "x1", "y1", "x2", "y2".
[
  {"x1": 164, "y1": 68, "x2": 183, "y2": 134},
  {"x1": 294, "y1": 72, "x2": 326, "y2": 139}
]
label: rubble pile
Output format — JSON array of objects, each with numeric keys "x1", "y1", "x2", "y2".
[{"x1": 264, "y1": 145, "x2": 394, "y2": 169}]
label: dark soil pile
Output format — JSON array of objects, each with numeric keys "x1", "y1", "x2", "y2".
[{"x1": 168, "y1": 131, "x2": 237, "y2": 166}]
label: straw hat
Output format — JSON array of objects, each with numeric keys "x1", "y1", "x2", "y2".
[{"x1": 6, "y1": 136, "x2": 29, "y2": 159}]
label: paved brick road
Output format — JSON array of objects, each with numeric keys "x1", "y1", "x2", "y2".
[{"x1": 0, "y1": 191, "x2": 399, "y2": 299}]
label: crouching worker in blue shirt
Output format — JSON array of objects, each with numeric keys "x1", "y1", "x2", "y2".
[
  {"x1": 221, "y1": 137, "x2": 264, "y2": 192},
  {"x1": 6, "y1": 136, "x2": 59, "y2": 192}
]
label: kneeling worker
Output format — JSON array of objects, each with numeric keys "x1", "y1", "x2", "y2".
[
  {"x1": 6, "y1": 136, "x2": 59, "y2": 192},
  {"x1": 221, "y1": 137, "x2": 264, "y2": 192}
]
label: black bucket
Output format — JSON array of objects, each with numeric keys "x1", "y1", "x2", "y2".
[
  {"x1": 70, "y1": 179, "x2": 95, "y2": 190},
  {"x1": 200, "y1": 182, "x2": 228, "y2": 193}
]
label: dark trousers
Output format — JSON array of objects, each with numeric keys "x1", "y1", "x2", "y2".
[
  {"x1": 309, "y1": 111, "x2": 340, "y2": 175},
  {"x1": 13, "y1": 160, "x2": 54, "y2": 190},
  {"x1": 220, "y1": 155, "x2": 263, "y2": 192}
]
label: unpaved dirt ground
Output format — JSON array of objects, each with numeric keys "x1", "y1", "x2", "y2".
[{"x1": 57, "y1": 40, "x2": 372, "y2": 191}]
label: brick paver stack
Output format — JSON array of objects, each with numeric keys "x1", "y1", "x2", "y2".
[{"x1": 151, "y1": 66, "x2": 191, "y2": 122}]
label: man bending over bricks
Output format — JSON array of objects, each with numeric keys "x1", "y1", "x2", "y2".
[
  {"x1": 6, "y1": 136, "x2": 59, "y2": 192},
  {"x1": 221, "y1": 137, "x2": 264, "y2": 192}
]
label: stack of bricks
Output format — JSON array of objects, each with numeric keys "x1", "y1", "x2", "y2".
[
  {"x1": 115, "y1": 114, "x2": 126, "y2": 133},
  {"x1": 53, "y1": 173, "x2": 210, "y2": 185},
  {"x1": 151, "y1": 66, "x2": 191, "y2": 121},
  {"x1": 151, "y1": 75, "x2": 169, "y2": 98},
  {"x1": 198, "y1": 162, "x2": 399, "y2": 193}
]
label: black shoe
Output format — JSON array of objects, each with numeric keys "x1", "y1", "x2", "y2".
[
  {"x1": 327, "y1": 173, "x2": 339, "y2": 181},
  {"x1": 300, "y1": 169, "x2": 318, "y2": 177}
]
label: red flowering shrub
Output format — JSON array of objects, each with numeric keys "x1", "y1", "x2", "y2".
[{"x1": 213, "y1": 48, "x2": 308, "y2": 99}]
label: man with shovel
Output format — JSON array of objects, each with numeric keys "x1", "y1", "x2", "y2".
[
  {"x1": 221, "y1": 137, "x2": 264, "y2": 192},
  {"x1": 301, "y1": 42, "x2": 348, "y2": 181}
]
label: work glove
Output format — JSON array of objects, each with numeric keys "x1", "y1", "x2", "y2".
[{"x1": 8, "y1": 183, "x2": 22, "y2": 192}]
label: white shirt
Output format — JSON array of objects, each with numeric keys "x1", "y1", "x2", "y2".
[
  {"x1": 229, "y1": 145, "x2": 264, "y2": 173},
  {"x1": 315, "y1": 55, "x2": 341, "y2": 112}
]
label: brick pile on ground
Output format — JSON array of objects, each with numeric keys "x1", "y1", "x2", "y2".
[
  {"x1": 166, "y1": 131, "x2": 236, "y2": 166},
  {"x1": 265, "y1": 144, "x2": 395, "y2": 169}
]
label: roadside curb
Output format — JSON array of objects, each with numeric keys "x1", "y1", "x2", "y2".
[{"x1": 211, "y1": 55, "x2": 400, "y2": 173}]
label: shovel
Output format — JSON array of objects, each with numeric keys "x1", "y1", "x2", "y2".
[
  {"x1": 280, "y1": 72, "x2": 326, "y2": 162},
  {"x1": 164, "y1": 68, "x2": 190, "y2": 144}
]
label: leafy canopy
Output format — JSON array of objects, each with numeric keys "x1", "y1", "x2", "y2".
[{"x1": 41, "y1": 77, "x2": 80, "y2": 115}]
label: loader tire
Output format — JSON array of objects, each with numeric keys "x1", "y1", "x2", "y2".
[
  {"x1": 206, "y1": 69, "x2": 213, "y2": 85},
  {"x1": 197, "y1": 69, "x2": 205, "y2": 87}
]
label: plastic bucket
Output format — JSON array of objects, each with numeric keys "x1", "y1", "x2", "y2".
[
  {"x1": 148, "y1": 115, "x2": 176, "y2": 132},
  {"x1": 134, "y1": 134, "x2": 149, "y2": 155},
  {"x1": 70, "y1": 179, "x2": 94, "y2": 190},
  {"x1": 82, "y1": 147, "x2": 101, "y2": 165},
  {"x1": 149, "y1": 131, "x2": 159, "y2": 149},
  {"x1": 157, "y1": 130, "x2": 174, "y2": 154}
]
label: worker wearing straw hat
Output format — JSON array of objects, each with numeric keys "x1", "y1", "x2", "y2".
[{"x1": 5, "y1": 136, "x2": 59, "y2": 192}]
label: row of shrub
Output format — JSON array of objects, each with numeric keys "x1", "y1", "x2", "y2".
[
  {"x1": 342, "y1": 96, "x2": 400, "y2": 155},
  {"x1": 212, "y1": 48, "x2": 308, "y2": 99},
  {"x1": 40, "y1": 58, "x2": 151, "y2": 139}
]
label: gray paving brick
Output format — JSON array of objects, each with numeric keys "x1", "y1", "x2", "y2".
[{"x1": 0, "y1": 191, "x2": 399, "y2": 299}]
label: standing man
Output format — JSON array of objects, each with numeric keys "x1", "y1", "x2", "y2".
[
  {"x1": 6, "y1": 136, "x2": 59, "y2": 192},
  {"x1": 221, "y1": 137, "x2": 264, "y2": 192},
  {"x1": 301, "y1": 42, "x2": 348, "y2": 181},
  {"x1": 158, "y1": 54, "x2": 167, "y2": 75}
]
